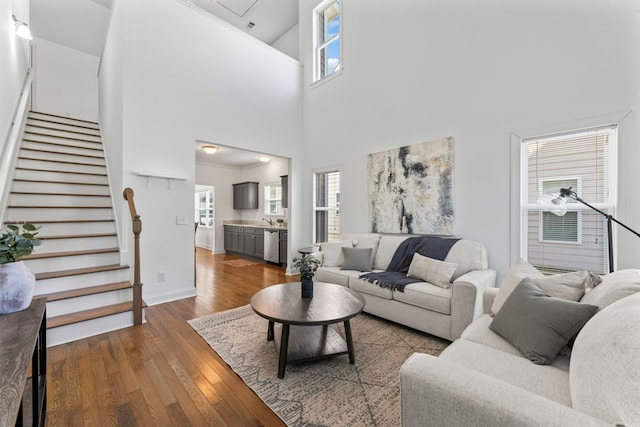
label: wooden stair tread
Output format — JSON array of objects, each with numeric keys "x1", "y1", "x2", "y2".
[
  {"x1": 47, "y1": 301, "x2": 146, "y2": 329},
  {"x1": 20, "y1": 147, "x2": 104, "y2": 159},
  {"x1": 18, "y1": 156, "x2": 106, "y2": 167},
  {"x1": 40, "y1": 233, "x2": 117, "y2": 240},
  {"x1": 27, "y1": 117, "x2": 100, "y2": 131},
  {"x1": 11, "y1": 191, "x2": 110, "y2": 197},
  {"x1": 44, "y1": 281, "x2": 132, "y2": 302},
  {"x1": 24, "y1": 247, "x2": 119, "y2": 260},
  {"x1": 16, "y1": 166, "x2": 107, "y2": 176},
  {"x1": 25, "y1": 124, "x2": 101, "y2": 138},
  {"x1": 8, "y1": 205, "x2": 112, "y2": 209},
  {"x1": 29, "y1": 111, "x2": 99, "y2": 126},
  {"x1": 22, "y1": 139, "x2": 104, "y2": 152},
  {"x1": 24, "y1": 131, "x2": 102, "y2": 145},
  {"x1": 13, "y1": 178, "x2": 108, "y2": 186},
  {"x1": 4, "y1": 219, "x2": 114, "y2": 224},
  {"x1": 35, "y1": 264, "x2": 129, "y2": 280}
]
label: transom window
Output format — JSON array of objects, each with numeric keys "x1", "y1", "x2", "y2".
[{"x1": 313, "y1": 0, "x2": 341, "y2": 83}]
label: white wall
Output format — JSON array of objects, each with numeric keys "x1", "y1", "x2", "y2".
[
  {"x1": 196, "y1": 157, "x2": 289, "y2": 254},
  {"x1": 100, "y1": 0, "x2": 303, "y2": 304},
  {"x1": 272, "y1": 23, "x2": 299, "y2": 60},
  {"x1": 0, "y1": 0, "x2": 30, "y2": 153},
  {"x1": 300, "y1": 0, "x2": 640, "y2": 279},
  {"x1": 33, "y1": 37, "x2": 99, "y2": 121}
]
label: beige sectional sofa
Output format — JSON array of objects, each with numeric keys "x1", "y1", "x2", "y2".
[
  {"x1": 400, "y1": 265, "x2": 640, "y2": 426},
  {"x1": 314, "y1": 233, "x2": 496, "y2": 341}
]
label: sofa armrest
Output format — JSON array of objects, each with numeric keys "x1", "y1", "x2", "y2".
[
  {"x1": 400, "y1": 353, "x2": 609, "y2": 427},
  {"x1": 449, "y1": 269, "x2": 496, "y2": 339},
  {"x1": 483, "y1": 287, "x2": 499, "y2": 314}
]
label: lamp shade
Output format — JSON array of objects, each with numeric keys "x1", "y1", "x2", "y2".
[{"x1": 536, "y1": 194, "x2": 568, "y2": 216}]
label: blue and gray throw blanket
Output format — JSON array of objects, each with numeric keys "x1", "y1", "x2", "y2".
[{"x1": 359, "y1": 236, "x2": 460, "y2": 292}]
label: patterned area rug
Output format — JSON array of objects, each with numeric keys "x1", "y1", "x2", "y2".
[
  {"x1": 188, "y1": 305, "x2": 449, "y2": 426},
  {"x1": 222, "y1": 259, "x2": 261, "y2": 267}
]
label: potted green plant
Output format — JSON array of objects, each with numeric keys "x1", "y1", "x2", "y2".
[
  {"x1": 292, "y1": 255, "x2": 320, "y2": 298},
  {"x1": 0, "y1": 223, "x2": 42, "y2": 314}
]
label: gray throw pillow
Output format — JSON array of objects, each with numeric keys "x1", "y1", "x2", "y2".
[
  {"x1": 489, "y1": 278, "x2": 598, "y2": 365},
  {"x1": 340, "y1": 247, "x2": 373, "y2": 271}
]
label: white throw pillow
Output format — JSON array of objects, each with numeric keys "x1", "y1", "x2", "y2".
[
  {"x1": 580, "y1": 269, "x2": 640, "y2": 310},
  {"x1": 530, "y1": 271, "x2": 592, "y2": 302},
  {"x1": 319, "y1": 240, "x2": 353, "y2": 267},
  {"x1": 491, "y1": 259, "x2": 544, "y2": 315},
  {"x1": 406, "y1": 253, "x2": 458, "y2": 289}
]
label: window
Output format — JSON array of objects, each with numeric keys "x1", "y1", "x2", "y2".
[
  {"x1": 264, "y1": 181, "x2": 283, "y2": 216},
  {"x1": 313, "y1": 0, "x2": 341, "y2": 82},
  {"x1": 314, "y1": 170, "x2": 340, "y2": 243},
  {"x1": 521, "y1": 126, "x2": 616, "y2": 274},
  {"x1": 195, "y1": 190, "x2": 214, "y2": 227}
]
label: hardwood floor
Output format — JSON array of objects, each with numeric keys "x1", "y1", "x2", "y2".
[{"x1": 46, "y1": 248, "x2": 298, "y2": 426}]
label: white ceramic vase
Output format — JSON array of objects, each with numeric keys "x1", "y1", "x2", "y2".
[{"x1": 0, "y1": 261, "x2": 36, "y2": 314}]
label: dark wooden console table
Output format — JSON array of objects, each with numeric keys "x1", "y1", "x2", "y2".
[{"x1": 0, "y1": 297, "x2": 47, "y2": 426}]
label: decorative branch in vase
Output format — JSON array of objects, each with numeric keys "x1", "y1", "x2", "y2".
[{"x1": 292, "y1": 255, "x2": 320, "y2": 299}]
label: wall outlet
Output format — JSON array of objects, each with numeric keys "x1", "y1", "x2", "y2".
[
  {"x1": 157, "y1": 271, "x2": 166, "y2": 282},
  {"x1": 176, "y1": 215, "x2": 187, "y2": 225}
]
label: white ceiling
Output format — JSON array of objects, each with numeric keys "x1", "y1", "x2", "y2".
[{"x1": 195, "y1": 141, "x2": 287, "y2": 168}]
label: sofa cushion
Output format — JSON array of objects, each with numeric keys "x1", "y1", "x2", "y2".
[
  {"x1": 373, "y1": 235, "x2": 410, "y2": 270},
  {"x1": 349, "y1": 276, "x2": 393, "y2": 299},
  {"x1": 445, "y1": 239, "x2": 488, "y2": 280},
  {"x1": 407, "y1": 253, "x2": 457, "y2": 289},
  {"x1": 341, "y1": 233, "x2": 381, "y2": 265},
  {"x1": 461, "y1": 314, "x2": 571, "y2": 371},
  {"x1": 320, "y1": 240, "x2": 353, "y2": 267},
  {"x1": 439, "y1": 339, "x2": 573, "y2": 406},
  {"x1": 579, "y1": 268, "x2": 640, "y2": 310},
  {"x1": 315, "y1": 266, "x2": 356, "y2": 287},
  {"x1": 340, "y1": 247, "x2": 373, "y2": 271},
  {"x1": 489, "y1": 279, "x2": 598, "y2": 365},
  {"x1": 393, "y1": 282, "x2": 451, "y2": 315},
  {"x1": 570, "y1": 292, "x2": 640, "y2": 425},
  {"x1": 491, "y1": 259, "x2": 544, "y2": 315}
]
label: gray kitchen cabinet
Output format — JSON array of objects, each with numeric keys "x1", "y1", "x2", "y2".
[
  {"x1": 224, "y1": 226, "x2": 264, "y2": 259},
  {"x1": 233, "y1": 182, "x2": 259, "y2": 209},
  {"x1": 280, "y1": 175, "x2": 288, "y2": 209},
  {"x1": 279, "y1": 230, "x2": 287, "y2": 266}
]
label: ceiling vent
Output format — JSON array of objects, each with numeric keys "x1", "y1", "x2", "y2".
[{"x1": 245, "y1": 21, "x2": 255, "y2": 29}]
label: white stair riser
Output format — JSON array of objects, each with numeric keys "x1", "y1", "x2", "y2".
[
  {"x1": 24, "y1": 125, "x2": 101, "y2": 142},
  {"x1": 28, "y1": 113, "x2": 99, "y2": 129},
  {"x1": 23, "y1": 221, "x2": 116, "y2": 235},
  {"x1": 6, "y1": 207, "x2": 114, "y2": 222},
  {"x1": 23, "y1": 134, "x2": 102, "y2": 150},
  {"x1": 14, "y1": 169, "x2": 108, "y2": 184},
  {"x1": 45, "y1": 289, "x2": 133, "y2": 317},
  {"x1": 9, "y1": 193, "x2": 113, "y2": 207},
  {"x1": 17, "y1": 158, "x2": 106, "y2": 175},
  {"x1": 46, "y1": 310, "x2": 145, "y2": 347},
  {"x1": 12, "y1": 181, "x2": 110, "y2": 195},
  {"x1": 27, "y1": 118, "x2": 100, "y2": 134},
  {"x1": 34, "y1": 269, "x2": 131, "y2": 295},
  {"x1": 22, "y1": 140, "x2": 103, "y2": 157},
  {"x1": 38, "y1": 236, "x2": 118, "y2": 253},
  {"x1": 20, "y1": 149, "x2": 105, "y2": 165},
  {"x1": 24, "y1": 252, "x2": 120, "y2": 274}
]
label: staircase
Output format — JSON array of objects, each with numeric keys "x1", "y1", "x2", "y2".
[{"x1": 3, "y1": 110, "x2": 144, "y2": 346}]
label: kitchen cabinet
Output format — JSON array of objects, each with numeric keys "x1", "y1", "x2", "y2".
[
  {"x1": 224, "y1": 225, "x2": 264, "y2": 259},
  {"x1": 280, "y1": 175, "x2": 288, "y2": 209},
  {"x1": 279, "y1": 230, "x2": 288, "y2": 266},
  {"x1": 224, "y1": 226, "x2": 245, "y2": 253},
  {"x1": 233, "y1": 182, "x2": 258, "y2": 209}
]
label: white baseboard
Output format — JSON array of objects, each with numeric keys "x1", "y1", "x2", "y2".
[{"x1": 144, "y1": 287, "x2": 197, "y2": 306}]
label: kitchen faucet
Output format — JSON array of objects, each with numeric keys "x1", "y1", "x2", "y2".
[{"x1": 263, "y1": 218, "x2": 274, "y2": 226}]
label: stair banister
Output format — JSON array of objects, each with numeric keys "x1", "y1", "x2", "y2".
[{"x1": 123, "y1": 187, "x2": 143, "y2": 325}]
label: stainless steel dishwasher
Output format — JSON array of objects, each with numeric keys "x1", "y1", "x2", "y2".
[{"x1": 264, "y1": 229, "x2": 280, "y2": 263}]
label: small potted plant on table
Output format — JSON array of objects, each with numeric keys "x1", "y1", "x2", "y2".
[
  {"x1": 0, "y1": 223, "x2": 41, "y2": 314},
  {"x1": 292, "y1": 255, "x2": 320, "y2": 298}
]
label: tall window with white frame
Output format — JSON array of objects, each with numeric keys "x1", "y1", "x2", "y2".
[
  {"x1": 264, "y1": 181, "x2": 283, "y2": 216},
  {"x1": 195, "y1": 190, "x2": 214, "y2": 227},
  {"x1": 314, "y1": 170, "x2": 341, "y2": 243},
  {"x1": 521, "y1": 126, "x2": 617, "y2": 274},
  {"x1": 313, "y1": 0, "x2": 341, "y2": 82}
]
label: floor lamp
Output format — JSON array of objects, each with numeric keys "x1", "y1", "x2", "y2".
[{"x1": 545, "y1": 187, "x2": 640, "y2": 273}]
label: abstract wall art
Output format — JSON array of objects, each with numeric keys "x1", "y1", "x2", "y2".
[{"x1": 367, "y1": 137, "x2": 454, "y2": 235}]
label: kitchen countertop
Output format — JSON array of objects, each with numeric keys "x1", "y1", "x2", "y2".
[{"x1": 223, "y1": 221, "x2": 287, "y2": 230}]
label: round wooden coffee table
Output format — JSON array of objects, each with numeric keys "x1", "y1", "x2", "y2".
[{"x1": 250, "y1": 282, "x2": 365, "y2": 378}]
